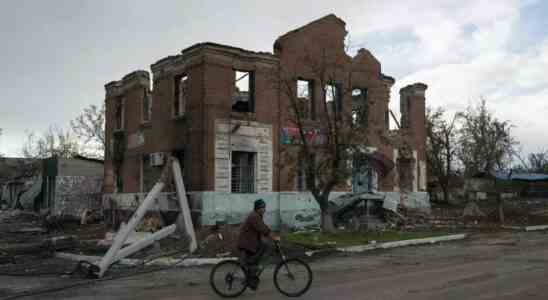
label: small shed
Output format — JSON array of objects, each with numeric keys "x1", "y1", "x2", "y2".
[{"x1": 38, "y1": 156, "x2": 104, "y2": 217}]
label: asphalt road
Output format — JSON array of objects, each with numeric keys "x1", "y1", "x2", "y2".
[{"x1": 2, "y1": 230, "x2": 548, "y2": 300}]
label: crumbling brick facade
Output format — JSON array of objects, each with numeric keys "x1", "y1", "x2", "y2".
[{"x1": 103, "y1": 14, "x2": 427, "y2": 195}]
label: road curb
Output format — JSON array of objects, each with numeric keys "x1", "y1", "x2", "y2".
[
  {"x1": 305, "y1": 233, "x2": 467, "y2": 256},
  {"x1": 503, "y1": 225, "x2": 548, "y2": 232},
  {"x1": 54, "y1": 252, "x2": 236, "y2": 267}
]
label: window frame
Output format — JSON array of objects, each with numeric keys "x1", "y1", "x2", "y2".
[
  {"x1": 232, "y1": 70, "x2": 255, "y2": 113},
  {"x1": 351, "y1": 87, "x2": 368, "y2": 125},
  {"x1": 142, "y1": 88, "x2": 152, "y2": 123},
  {"x1": 173, "y1": 74, "x2": 188, "y2": 118},
  {"x1": 114, "y1": 97, "x2": 125, "y2": 131},
  {"x1": 296, "y1": 79, "x2": 315, "y2": 120},
  {"x1": 325, "y1": 82, "x2": 343, "y2": 113},
  {"x1": 231, "y1": 151, "x2": 257, "y2": 194}
]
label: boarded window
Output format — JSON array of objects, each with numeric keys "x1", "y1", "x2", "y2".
[
  {"x1": 297, "y1": 80, "x2": 314, "y2": 119},
  {"x1": 231, "y1": 151, "x2": 256, "y2": 193},
  {"x1": 232, "y1": 70, "x2": 254, "y2": 113},
  {"x1": 352, "y1": 88, "x2": 368, "y2": 125},
  {"x1": 142, "y1": 89, "x2": 152, "y2": 122},
  {"x1": 174, "y1": 75, "x2": 188, "y2": 117}
]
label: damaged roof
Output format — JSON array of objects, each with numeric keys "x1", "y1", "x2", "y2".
[
  {"x1": 494, "y1": 172, "x2": 548, "y2": 182},
  {"x1": 275, "y1": 14, "x2": 346, "y2": 43}
]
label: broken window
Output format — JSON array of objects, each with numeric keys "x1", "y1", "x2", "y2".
[
  {"x1": 115, "y1": 168, "x2": 123, "y2": 192},
  {"x1": 231, "y1": 151, "x2": 256, "y2": 193},
  {"x1": 174, "y1": 74, "x2": 188, "y2": 117},
  {"x1": 232, "y1": 70, "x2": 254, "y2": 113},
  {"x1": 352, "y1": 158, "x2": 378, "y2": 193},
  {"x1": 297, "y1": 79, "x2": 314, "y2": 119},
  {"x1": 325, "y1": 83, "x2": 342, "y2": 114},
  {"x1": 115, "y1": 97, "x2": 124, "y2": 130},
  {"x1": 142, "y1": 89, "x2": 152, "y2": 122},
  {"x1": 352, "y1": 88, "x2": 368, "y2": 125},
  {"x1": 141, "y1": 154, "x2": 164, "y2": 192}
]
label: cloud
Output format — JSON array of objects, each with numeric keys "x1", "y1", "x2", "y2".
[
  {"x1": 347, "y1": 0, "x2": 548, "y2": 155},
  {"x1": 0, "y1": 0, "x2": 546, "y2": 158}
]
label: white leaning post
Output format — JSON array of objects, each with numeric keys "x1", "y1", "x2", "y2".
[
  {"x1": 96, "y1": 157, "x2": 198, "y2": 278},
  {"x1": 97, "y1": 181, "x2": 166, "y2": 277},
  {"x1": 172, "y1": 158, "x2": 198, "y2": 253}
]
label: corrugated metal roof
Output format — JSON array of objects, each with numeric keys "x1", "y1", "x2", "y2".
[{"x1": 494, "y1": 172, "x2": 548, "y2": 182}]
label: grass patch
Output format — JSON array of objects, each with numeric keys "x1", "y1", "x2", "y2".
[{"x1": 283, "y1": 230, "x2": 452, "y2": 249}]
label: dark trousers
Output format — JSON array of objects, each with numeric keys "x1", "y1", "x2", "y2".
[{"x1": 239, "y1": 242, "x2": 271, "y2": 286}]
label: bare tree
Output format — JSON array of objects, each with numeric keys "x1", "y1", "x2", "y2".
[
  {"x1": 21, "y1": 126, "x2": 79, "y2": 159},
  {"x1": 458, "y1": 99, "x2": 518, "y2": 176},
  {"x1": 70, "y1": 103, "x2": 105, "y2": 159},
  {"x1": 276, "y1": 48, "x2": 370, "y2": 233},
  {"x1": 527, "y1": 150, "x2": 548, "y2": 173},
  {"x1": 426, "y1": 107, "x2": 461, "y2": 203}
]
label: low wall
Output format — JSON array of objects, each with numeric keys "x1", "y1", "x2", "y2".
[
  {"x1": 53, "y1": 176, "x2": 103, "y2": 218},
  {"x1": 104, "y1": 191, "x2": 431, "y2": 230}
]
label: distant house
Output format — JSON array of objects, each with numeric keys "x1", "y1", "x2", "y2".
[
  {"x1": 1, "y1": 156, "x2": 104, "y2": 218},
  {"x1": 38, "y1": 155, "x2": 104, "y2": 217},
  {"x1": 0, "y1": 158, "x2": 40, "y2": 209},
  {"x1": 464, "y1": 172, "x2": 548, "y2": 201}
]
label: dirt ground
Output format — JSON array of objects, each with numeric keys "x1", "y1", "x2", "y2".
[{"x1": 2, "y1": 230, "x2": 548, "y2": 299}]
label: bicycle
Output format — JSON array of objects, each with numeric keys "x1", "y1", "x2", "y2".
[{"x1": 209, "y1": 241, "x2": 313, "y2": 297}]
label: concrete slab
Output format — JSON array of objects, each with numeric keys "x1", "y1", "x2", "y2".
[{"x1": 306, "y1": 233, "x2": 467, "y2": 256}]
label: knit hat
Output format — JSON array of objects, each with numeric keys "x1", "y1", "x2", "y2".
[{"x1": 254, "y1": 199, "x2": 266, "y2": 210}]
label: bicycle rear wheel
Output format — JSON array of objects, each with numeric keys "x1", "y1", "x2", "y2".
[
  {"x1": 209, "y1": 260, "x2": 248, "y2": 298},
  {"x1": 273, "y1": 258, "x2": 313, "y2": 297}
]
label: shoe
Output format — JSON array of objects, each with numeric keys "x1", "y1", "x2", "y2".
[{"x1": 247, "y1": 277, "x2": 259, "y2": 291}]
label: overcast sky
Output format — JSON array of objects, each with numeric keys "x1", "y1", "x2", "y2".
[{"x1": 1, "y1": 0, "x2": 547, "y2": 158}]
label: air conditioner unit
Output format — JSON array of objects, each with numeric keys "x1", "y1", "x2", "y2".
[{"x1": 149, "y1": 152, "x2": 165, "y2": 167}]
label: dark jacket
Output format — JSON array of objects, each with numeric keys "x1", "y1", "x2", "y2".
[{"x1": 238, "y1": 211, "x2": 271, "y2": 253}]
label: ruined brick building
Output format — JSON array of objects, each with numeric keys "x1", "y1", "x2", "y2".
[{"x1": 103, "y1": 15, "x2": 428, "y2": 227}]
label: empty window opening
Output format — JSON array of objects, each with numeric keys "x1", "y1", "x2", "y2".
[
  {"x1": 232, "y1": 70, "x2": 254, "y2": 113},
  {"x1": 231, "y1": 151, "x2": 256, "y2": 193},
  {"x1": 325, "y1": 83, "x2": 342, "y2": 113},
  {"x1": 174, "y1": 74, "x2": 188, "y2": 117},
  {"x1": 142, "y1": 89, "x2": 152, "y2": 122},
  {"x1": 115, "y1": 97, "x2": 124, "y2": 130},
  {"x1": 297, "y1": 79, "x2": 314, "y2": 119},
  {"x1": 115, "y1": 168, "x2": 123, "y2": 192},
  {"x1": 352, "y1": 88, "x2": 368, "y2": 125}
]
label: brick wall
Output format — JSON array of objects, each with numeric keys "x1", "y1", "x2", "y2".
[{"x1": 103, "y1": 14, "x2": 428, "y2": 195}]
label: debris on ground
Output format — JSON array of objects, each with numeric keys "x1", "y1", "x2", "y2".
[{"x1": 462, "y1": 201, "x2": 486, "y2": 218}]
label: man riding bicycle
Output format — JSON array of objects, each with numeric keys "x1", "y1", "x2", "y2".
[{"x1": 237, "y1": 199, "x2": 280, "y2": 290}]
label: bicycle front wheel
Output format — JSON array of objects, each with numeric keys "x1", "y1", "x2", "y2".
[
  {"x1": 209, "y1": 260, "x2": 248, "y2": 298},
  {"x1": 273, "y1": 258, "x2": 313, "y2": 297}
]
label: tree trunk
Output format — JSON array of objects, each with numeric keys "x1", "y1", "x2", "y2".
[
  {"x1": 321, "y1": 211, "x2": 336, "y2": 233},
  {"x1": 442, "y1": 185, "x2": 450, "y2": 204},
  {"x1": 498, "y1": 194, "x2": 505, "y2": 224}
]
